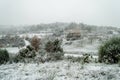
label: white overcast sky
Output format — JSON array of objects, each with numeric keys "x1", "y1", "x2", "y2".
[{"x1": 0, "y1": 0, "x2": 120, "y2": 27}]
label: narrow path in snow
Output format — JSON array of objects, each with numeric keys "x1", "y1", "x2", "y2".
[{"x1": 23, "y1": 39, "x2": 30, "y2": 47}]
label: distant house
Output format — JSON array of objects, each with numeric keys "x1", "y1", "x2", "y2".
[{"x1": 65, "y1": 28, "x2": 81, "y2": 41}]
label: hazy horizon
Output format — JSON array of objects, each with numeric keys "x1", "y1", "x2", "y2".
[{"x1": 0, "y1": 0, "x2": 120, "y2": 27}]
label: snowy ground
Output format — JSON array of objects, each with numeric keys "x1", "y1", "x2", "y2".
[
  {"x1": 63, "y1": 39, "x2": 100, "y2": 57},
  {"x1": 1, "y1": 47, "x2": 19, "y2": 54},
  {"x1": 1, "y1": 39, "x2": 30, "y2": 55},
  {"x1": 0, "y1": 61, "x2": 120, "y2": 80},
  {"x1": 0, "y1": 32, "x2": 120, "y2": 80}
]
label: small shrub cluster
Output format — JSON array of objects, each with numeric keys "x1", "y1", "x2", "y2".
[
  {"x1": 13, "y1": 45, "x2": 36, "y2": 62},
  {"x1": 65, "y1": 54, "x2": 93, "y2": 63},
  {"x1": 45, "y1": 39, "x2": 63, "y2": 53},
  {"x1": 12, "y1": 39, "x2": 64, "y2": 63},
  {"x1": 82, "y1": 54, "x2": 92, "y2": 63},
  {"x1": 19, "y1": 45, "x2": 36, "y2": 58},
  {"x1": 98, "y1": 37, "x2": 120, "y2": 63},
  {"x1": 45, "y1": 39, "x2": 64, "y2": 61},
  {"x1": 0, "y1": 49, "x2": 9, "y2": 64},
  {"x1": 65, "y1": 56, "x2": 82, "y2": 62},
  {"x1": 46, "y1": 52, "x2": 64, "y2": 61}
]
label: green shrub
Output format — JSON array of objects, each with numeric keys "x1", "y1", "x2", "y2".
[
  {"x1": 13, "y1": 45, "x2": 36, "y2": 63},
  {"x1": 19, "y1": 45, "x2": 36, "y2": 58},
  {"x1": 0, "y1": 49, "x2": 9, "y2": 64},
  {"x1": 45, "y1": 41, "x2": 54, "y2": 52},
  {"x1": 45, "y1": 39, "x2": 63, "y2": 53},
  {"x1": 98, "y1": 37, "x2": 120, "y2": 63},
  {"x1": 12, "y1": 54, "x2": 24, "y2": 63},
  {"x1": 82, "y1": 54, "x2": 91, "y2": 63},
  {"x1": 45, "y1": 39, "x2": 64, "y2": 61}
]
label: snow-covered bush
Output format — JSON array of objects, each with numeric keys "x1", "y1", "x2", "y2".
[
  {"x1": 19, "y1": 45, "x2": 36, "y2": 58},
  {"x1": 45, "y1": 39, "x2": 63, "y2": 53},
  {"x1": 45, "y1": 39, "x2": 64, "y2": 61},
  {"x1": 98, "y1": 37, "x2": 120, "y2": 63},
  {"x1": 82, "y1": 54, "x2": 92, "y2": 63},
  {"x1": 13, "y1": 45, "x2": 36, "y2": 62},
  {"x1": 0, "y1": 49, "x2": 9, "y2": 64}
]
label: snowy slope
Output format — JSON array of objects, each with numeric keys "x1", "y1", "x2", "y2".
[{"x1": 0, "y1": 61, "x2": 120, "y2": 80}]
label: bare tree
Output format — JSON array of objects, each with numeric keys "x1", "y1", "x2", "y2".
[{"x1": 31, "y1": 35, "x2": 40, "y2": 52}]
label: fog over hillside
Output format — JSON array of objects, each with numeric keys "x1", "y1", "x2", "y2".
[{"x1": 0, "y1": 22, "x2": 119, "y2": 35}]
